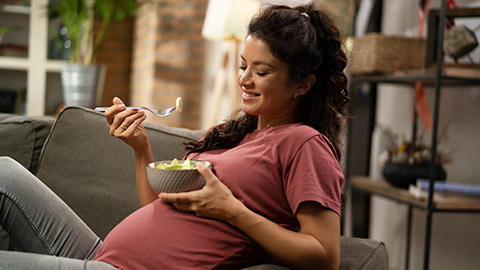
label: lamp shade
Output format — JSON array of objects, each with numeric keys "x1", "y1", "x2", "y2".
[{"x1": 202, "y1": 0, "x2": 260, "y2": 41}]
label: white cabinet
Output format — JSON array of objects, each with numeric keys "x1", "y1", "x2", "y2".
[{"x1": 0, "y1": 0, "x2": 65, "y2": 115}]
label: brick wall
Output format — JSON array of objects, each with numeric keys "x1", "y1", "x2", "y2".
[
  {"x1": 95, "y1": 18, "x2": 134, "y2": 106},
  {"x1": 131, "y1": 0, "x2": 207, "y2": 129}
]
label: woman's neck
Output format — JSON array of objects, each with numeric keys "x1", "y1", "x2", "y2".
[{"x1": 256, "y1": 116, "x2": 296, "y2": 130}]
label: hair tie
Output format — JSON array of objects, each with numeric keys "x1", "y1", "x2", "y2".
[{"x1": 300, "y1": 12, "x2": 310, "y2": 20}]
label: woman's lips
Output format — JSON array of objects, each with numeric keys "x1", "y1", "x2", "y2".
[
  {"x1": 241, "y1": 86, "x2": 260, "y2": 100},
  {"x1": 242, "y1": 91, "x2": 260, "y2": 101},
  {"x1": 242, "y1": 92, "x2": 257, "y2": 98}
]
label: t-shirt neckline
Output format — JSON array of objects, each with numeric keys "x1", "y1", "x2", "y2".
[{"x1": 254, "y1": 122, "x2": 301, "y2": 133}]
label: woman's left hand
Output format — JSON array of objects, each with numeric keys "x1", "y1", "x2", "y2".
[{"x1": 159, "y1": 164, "x2": 245, "y2": 222}]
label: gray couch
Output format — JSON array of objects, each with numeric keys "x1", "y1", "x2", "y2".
[{"x1": 0, "y1": 106, "x2": 388, "y2": 269}]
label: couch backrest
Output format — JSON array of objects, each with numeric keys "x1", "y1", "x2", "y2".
[
  {"x1": 36, "y1": 106, "x2": 204, "y2": 239},
  {"x1": 0, "y1": 113, "x2": 55, "y2": 173}
]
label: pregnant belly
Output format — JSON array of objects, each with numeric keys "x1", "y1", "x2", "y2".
[{"x1": 93, "y1": 199, "x2": 267, "y2": 269}]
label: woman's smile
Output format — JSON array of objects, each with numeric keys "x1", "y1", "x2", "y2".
[{"x1": 241, "y1": 88, "x2": 260, "y2": 99}]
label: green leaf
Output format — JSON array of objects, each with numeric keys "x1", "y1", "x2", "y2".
[
  {"x1": 163, "y1": 164, "x2": 184, "y2": 170},
  {"x1": 183, "y1": 158, "x2": 195, "y2": 169},
  {"x1": 47, "y1": 0, "x2": 138, "y2": 64},
  {"x1": 0, "y1": 26, "x2": 20, "y2": 34}
]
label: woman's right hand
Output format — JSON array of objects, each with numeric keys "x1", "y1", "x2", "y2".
[{"x1": 104, "y1": 97, "x2": 149, "y2": 151}]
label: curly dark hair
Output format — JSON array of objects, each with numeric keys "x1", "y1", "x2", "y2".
[{"x1": 186, "y1": 2, "x2": 350, "y2": 160}]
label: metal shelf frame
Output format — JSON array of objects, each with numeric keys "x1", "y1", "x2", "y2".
[{"x1": 347, "y1": 2, "x2": 480, "y2": 270}]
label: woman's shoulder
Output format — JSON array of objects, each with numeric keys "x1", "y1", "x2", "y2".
[
  {"x1": 289, "y1": 123, "x2": 320, "y2": 135},
  {"x1": 264, "y1": 123, "x2": 327, "y2": 146},
  {"x1": 272, "y1": 124, "x2": 337, "y2": 158},
  {"x1": 272, "y1": 123, "x2": 322, "y2": 140},
  {"x1": 263, "y1": 123, "x2": 339, "y2": 163}
]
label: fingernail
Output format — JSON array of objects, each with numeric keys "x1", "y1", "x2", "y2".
[
  {"x1": 158, "y1": 194, "x2": 163, "y2": 199},
  {"x1": 118, "y1": 104, "x2": 125, "y2": 109},
  {"x1": 138, "y1": 109, "x2": 144, "y2": 114}
]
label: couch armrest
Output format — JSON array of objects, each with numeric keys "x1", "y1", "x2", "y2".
[
  {"x1": 339, "y1": 236, "x2": 388, "y2": 270},
  {"x1": 0, "y1": 113, "x2": 55, "y2": 173},
  {"x1": 241, "y1": 236, "x2": 388, "y2": 270}
]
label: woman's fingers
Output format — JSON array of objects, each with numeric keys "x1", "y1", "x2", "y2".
[
  {"x1": 196, "y1": 163, "x2": 218, "y2": 184},
  {"x1": 109, "y1": 110, "x2": 144, "y2": 135},
  {"x1": 105, "y1": 97, "x2": 146, "y2": 133},
  {"x1": 127, "y1": 111, "x2": 147, "y2": 132},
  {"x1": 102, "y1": 97, "x2": 151, "y2": 151},
  {"x1": 160, "y1": 165, "x2": 217, "y2": 204},
  {"x1": 112, "y1": 96, "x2": 124, "y2": 106},
  {"x1": 160, "y1": 191, "x2": 200, "y2": 204},
  {"x1": 109, "y1": 109, "x2": 136, "y2": 135},
  {"x1": 105, "y1": 97, "x2": 126, "y2": 125},
  {"x1": 117, "y1": 110, "x2": 145, "y2": 133},
  {"x1": 105, "y1": 103, "x2": 125, "y2": 126},
  {"x1": 165, "y1": 194, "x2": 203, "y2": 215}
]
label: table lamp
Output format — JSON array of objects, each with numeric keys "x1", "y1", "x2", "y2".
[{"x1": 202, "y1": 0, "x2": 260, "y2": 126}]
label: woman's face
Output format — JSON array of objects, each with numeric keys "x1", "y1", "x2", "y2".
[{"x1": 237, "y1": 36, "x2": 300, "y2": 128}]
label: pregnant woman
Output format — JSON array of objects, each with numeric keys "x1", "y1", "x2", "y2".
[{"x1": 0, "y1": 2, "x2": 350, "y2": 269}]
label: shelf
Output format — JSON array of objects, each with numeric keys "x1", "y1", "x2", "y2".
[
  {"x1": 0, "y1": 0, "x2": 56, "y2": 115},
  {"x1": 0, "y1": 57, "x2": 65, "y2": 72},
  {"x1": 347, "y1": 3, "x2": 480, "y2": 269},
  {"x1": 351, "y1": 67, "x2": 480, "y2": 85},
  {"x1": 0, "y1": 4, "x2": 31, "y2": 14},
  {"x1": 430, "y1": 7, "x2": 480, "y2": 18},
  {"x1": 350, "y1": 176, "x2": 480, "y2": 212},
  {"x1": 0, "y1": 56, "x2": 28, "y2": 70},
  {"x1": 46, "y1": 59, "x2": 66, "y2": 72}
]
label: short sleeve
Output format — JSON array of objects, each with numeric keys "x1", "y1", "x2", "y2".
[{"x1": 284, "y1": 135, "x2": 344, "y2": 216}]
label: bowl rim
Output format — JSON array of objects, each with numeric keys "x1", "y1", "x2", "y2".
[{"x1": 147, "y1": 160, "x2": 211, "y2": 170}]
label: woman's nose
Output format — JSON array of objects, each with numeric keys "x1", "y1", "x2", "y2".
[{"x1": 238, "y1": 69, "x2": 252, "y2": 87}]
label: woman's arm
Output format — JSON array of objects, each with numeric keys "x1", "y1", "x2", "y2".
[
  {"x1": 231, "y1": 201, "x2": 340, "y2": 270},
  {"x1": 160, "y1": 164, "x2": 340, "y2": 270},
  {"x1": 104, "y1": 97, "x2": 158, "y2": 206},
  {"x1": 133, "y1": 142, "x2": 157, "y2": 206}
]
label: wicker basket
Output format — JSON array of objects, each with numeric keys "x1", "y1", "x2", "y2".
[{"x1": 351, "y1": 33, "x2": 426, "y2": 74}]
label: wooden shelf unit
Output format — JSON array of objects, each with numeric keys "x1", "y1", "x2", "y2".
[
  {"x1": 350, "y1": 177, "x2": 480, "y2": 212},
  {"x1": 351, "y1": 66, "x2": 480, "y2": 86},
  {"x1": 347, "y1": 4, "x2": 480, "y2": 270}
]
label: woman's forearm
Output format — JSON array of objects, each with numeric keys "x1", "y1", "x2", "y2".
[
  {"x1": 228, "y1": 203, "x2": 339, "y2": 270},
  {"x1": 134, "y1": 142, "x2": 157, "y2": 207}
]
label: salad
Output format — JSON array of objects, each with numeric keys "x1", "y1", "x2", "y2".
[{"x1": 153, "y1": 158, "x2": 195, "y2": 170}]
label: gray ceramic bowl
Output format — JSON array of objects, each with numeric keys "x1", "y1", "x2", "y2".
[{"x1": 146, "y1": 160, "x2": 210, "y2": 194}]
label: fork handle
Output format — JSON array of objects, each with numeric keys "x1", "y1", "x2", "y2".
[{"x1": 94, "y1": 107, "x2": 142, "y2": 112}]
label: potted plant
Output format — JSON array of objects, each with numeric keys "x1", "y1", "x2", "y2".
[
  {"x1": 48, "y1": 0, "x2": 138, "y2": 107},
  {"x1": 378, "y1": 126, "x2": 451, "y2": 189},
  {"x1": 0, "y1": 26, "x2": 19, "y2": 44}
]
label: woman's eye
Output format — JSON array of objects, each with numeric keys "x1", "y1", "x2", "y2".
[
  {"x1": 256, "y1": 71, "x2": 268, "y2": 77},
  {"x1": 238, "y1": 65, "x2": 247, "y2": 71}
]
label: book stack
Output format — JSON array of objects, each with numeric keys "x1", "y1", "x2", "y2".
[{"x1": 409, "y1": 179, "x2": 480, "y2": 199}]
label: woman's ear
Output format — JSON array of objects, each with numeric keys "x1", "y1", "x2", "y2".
[{"x1": 296, "y1": 74, "x2": 316, "y2": 96}]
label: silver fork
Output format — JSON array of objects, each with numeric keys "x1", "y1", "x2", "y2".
[{"x1": 94, "y1": 105, "x2": 177, "y2": 117}]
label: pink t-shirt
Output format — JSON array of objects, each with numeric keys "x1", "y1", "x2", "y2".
[{"x1": 93, "y1": 123, "x2": 344, "y2": 269}]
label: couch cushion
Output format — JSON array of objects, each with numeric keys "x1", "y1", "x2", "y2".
[
  {"x1": 0, "y1": 113, "x2": 55, "y2": 173},
  {"x1": 339, "y1": 236, "x2": 388, "y2": 270},
  {"x1": 35, "y1": 106, "x2": 204, "y2": 239},
  {"x1": 241, "y1": 236, "x2": 388, "y2": 270}
]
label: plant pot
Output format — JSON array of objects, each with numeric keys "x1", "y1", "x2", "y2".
[
  {"x1": 382, "y1": 162, "x2": 447, "y2": 189},
  {"x1": 61, "y1": 64, "x2": 106, "y2": 107}
]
